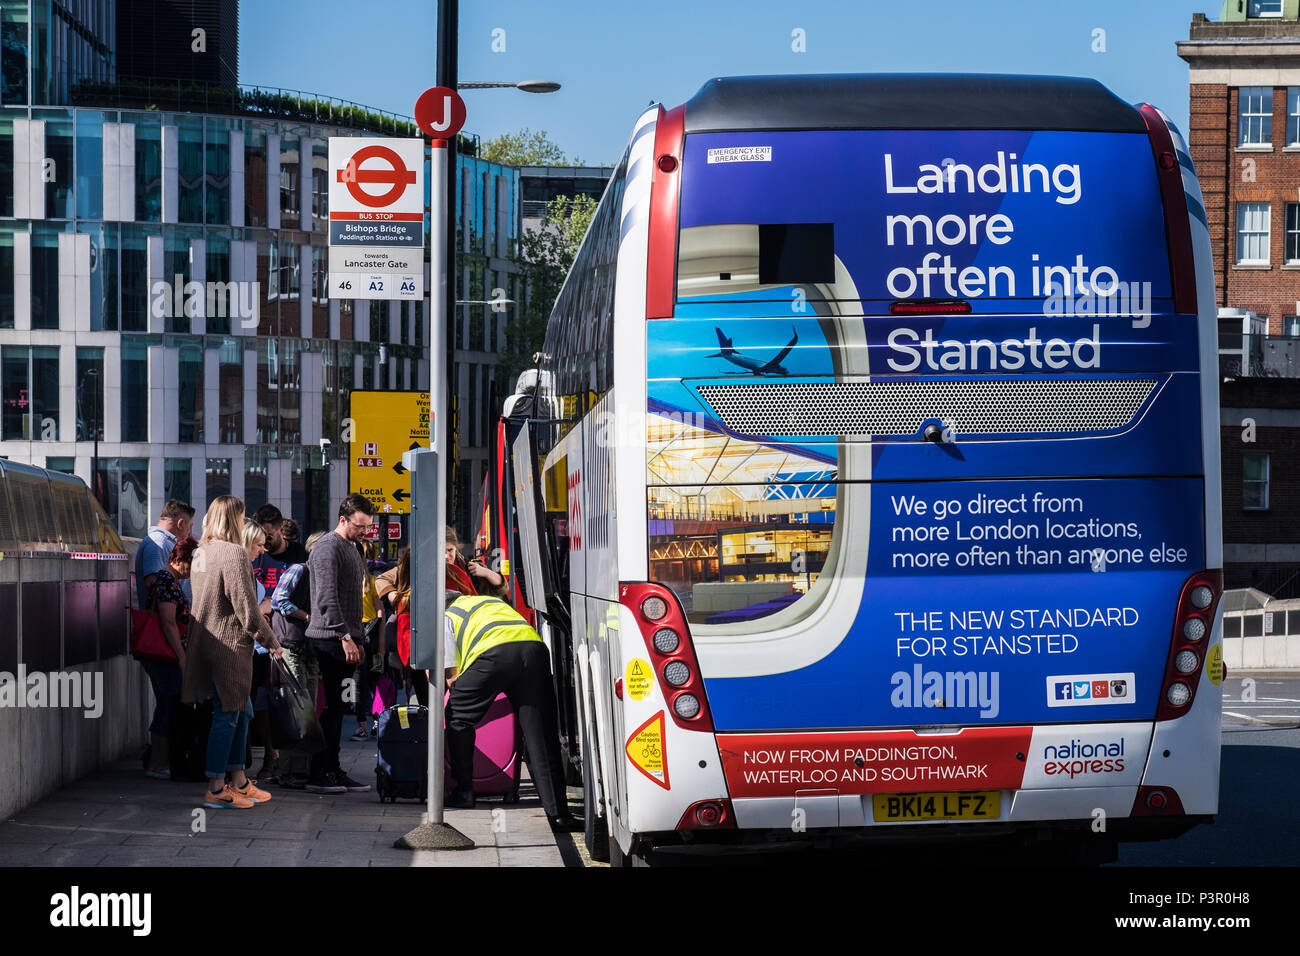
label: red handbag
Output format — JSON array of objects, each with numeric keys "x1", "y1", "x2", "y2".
[{"x1": 130, "y1": 584, "x2": 179, "y2": 663}]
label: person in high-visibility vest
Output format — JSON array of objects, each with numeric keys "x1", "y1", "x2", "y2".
[{"x1": 443, "y1": 594, "x2": 579, "y2": 831}]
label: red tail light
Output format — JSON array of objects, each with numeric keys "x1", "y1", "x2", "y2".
[
  {"x1": 619, "y1": 582, "x2": 715, "y2": 732},
  {"x1": 1131, "y1": 785, "x2": 1186, "y2": 817},
  {"x1": 676, "y1": 799, "x2": 736, "y2": 830},
  {"x1": 1138, "y1": 104, "x2": 1197, "y2": 317},
  {"x1": 890, "y1": 299, "x2": 971, "y2": 315},
  {"x1": 1155, "y1": 570, "x2": 1222, "y2": 722}
]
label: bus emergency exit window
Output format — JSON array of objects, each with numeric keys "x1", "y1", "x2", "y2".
[{"x1": 759, "y1": 223, "x2": 835, "y2": 285}]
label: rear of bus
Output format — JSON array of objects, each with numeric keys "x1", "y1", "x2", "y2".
[{"x1": 617, "y1": 74, "x2": 1223, "y2": 857}]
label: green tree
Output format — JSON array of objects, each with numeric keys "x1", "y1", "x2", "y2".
[
  {"x1": 480, "y1": 128, "x2": 580, "y2": 166},
  {"x1": 499, "y1": 193, "x2": 598, "y2": 385}
]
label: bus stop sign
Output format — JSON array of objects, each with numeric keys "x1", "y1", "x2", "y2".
[{"x1": 415, "y1": 86, "x2": 466, "y2": 140}]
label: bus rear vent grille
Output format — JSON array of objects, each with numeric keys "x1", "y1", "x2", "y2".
[{"x1": 695, "y1": 378, "x2": 1157, "y2": 437}]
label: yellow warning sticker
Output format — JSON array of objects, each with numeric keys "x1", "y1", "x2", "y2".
[
  {"x1": 626, "y1": 711, "x2": 670, "y2": 790},
  {"x1": 1206, "y1": 644, "x2": 1224, "y2": 685},
  {"x1": 397, "y1": 707, "x2": 410, "y2": 729},
  {"x1": 626, "y1": 658, "x2": 654, "y2": 701}
]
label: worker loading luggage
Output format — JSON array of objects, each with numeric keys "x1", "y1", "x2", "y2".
[{"x1": 443, "y1": 593, "x2": 580, "y2": 831}]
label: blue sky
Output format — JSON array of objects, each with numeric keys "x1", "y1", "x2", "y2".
[{"x1": 241, "y1": 1, "x2": 1216, "y2": 164}]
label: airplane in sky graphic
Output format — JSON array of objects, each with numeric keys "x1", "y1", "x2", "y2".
[{"x1": 709, "y1": 326, "x2": 798, "y2": 375}]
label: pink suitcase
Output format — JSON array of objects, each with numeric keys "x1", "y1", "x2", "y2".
[{"x1": 443, "y1": 691, "x2": 523, "y2": 802}]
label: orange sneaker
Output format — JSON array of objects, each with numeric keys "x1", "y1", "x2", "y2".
[
  {"x1": 204, "y1": 784, "x2": 255, "y2": 809},
  {"x1": 233, "y1": 780, "x2": 272, "y2": 804}
]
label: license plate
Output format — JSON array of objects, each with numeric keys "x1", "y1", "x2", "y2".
[{"x1": 871, "y1": 791, "x2": 1000, "y2": 822}]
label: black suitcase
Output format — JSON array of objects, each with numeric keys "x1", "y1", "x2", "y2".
[
  {"x1": 375, "y1": 703, "x2": 428, "y2": 802},
  {"x1": 169, "y1": 699, "x2": 213, "y2": 782}
]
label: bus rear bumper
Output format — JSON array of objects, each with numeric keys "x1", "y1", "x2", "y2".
[{"x1": 732, "y1": 785, "x2": 1142, "y2": 830}]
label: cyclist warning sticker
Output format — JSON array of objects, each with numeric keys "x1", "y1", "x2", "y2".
[
  {"x1": 626, "y1": 658, "x2": 653, "y2": 701},
  {"x1": 1206, "y1": 644, "x2": 1224, "y2": 685},
  {"x1": 626, "y1": 711, "x2": 670, "y2": 790}
]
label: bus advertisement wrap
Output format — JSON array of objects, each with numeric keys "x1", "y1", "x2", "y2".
[{"x1": 647, "y1": 127, "x2": 1205, "y2": 732}]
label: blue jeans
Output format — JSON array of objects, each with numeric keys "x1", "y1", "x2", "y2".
[
  {"x1": 206, "y1": 683, "x2": 253, "y2": 780},
  {"x1": 140, "y1": 659, "x2": 183, "y2": 736}
]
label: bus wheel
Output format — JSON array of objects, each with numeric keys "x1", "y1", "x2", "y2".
[{"x1": 583, "y1": 744, "x2": 610, "y2": 863}]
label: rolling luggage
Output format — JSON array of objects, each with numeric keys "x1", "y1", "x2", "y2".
[
  {"x1": 444, "y1": 691, "x2": 523, "y2": 803},
  {"x1": 169, "y1": 699, "x2": 213, "y2": 783},
  {"x1": 375, "y1": 703, "x2": 429, "y2": 803}
]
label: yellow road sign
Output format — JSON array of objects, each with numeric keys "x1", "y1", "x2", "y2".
[{"x1": 349, "y1": 390, "x2": 430, "y2": 514}]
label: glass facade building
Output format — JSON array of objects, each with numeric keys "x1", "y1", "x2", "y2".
[{"x1": 0, "y1": 0, "x2": 524, "y2": 538}]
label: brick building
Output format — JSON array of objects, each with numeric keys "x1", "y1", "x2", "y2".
[
  {"x1": 1180, "y1": 3, "x2": 1300, "y2": 598},
  {"x1": 1180, "y1": 5, "x2": 1300, "y2": 335}
]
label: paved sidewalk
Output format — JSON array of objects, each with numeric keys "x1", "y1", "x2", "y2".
[{"x1": 0, "y1": 721, "x2": 566, "y2": 867}]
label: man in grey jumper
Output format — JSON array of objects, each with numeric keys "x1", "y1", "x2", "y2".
[{"x1": 305, "y1": 493, "x2": 376, "y2": 793}]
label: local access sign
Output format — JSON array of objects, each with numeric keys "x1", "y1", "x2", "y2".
[
  {"x1": 328, "y1": 137, "x2": 424, "y2": 300},
  {"x1": 349, "y1": 390, "x2": 430, "y2": 514}
]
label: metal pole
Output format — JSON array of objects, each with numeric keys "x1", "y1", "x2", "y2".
[
  {"x1": 439, "y1": 0, "x2": 458, "y2": 531},
  {"x1": 432, "y1": 0, "x2": 456, "y2": 826},
  {"x1": 427, "y1": 139, "x2": 449, "y2": 827}
]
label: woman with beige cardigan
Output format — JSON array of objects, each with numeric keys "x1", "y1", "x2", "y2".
[{"x1": 182, "y1": 496, "x2": 283, "y2": 810}]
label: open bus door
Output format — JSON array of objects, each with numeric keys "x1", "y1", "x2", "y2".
[{"x1": 504, "y1": 419, "x2": 583, "y2": 783}]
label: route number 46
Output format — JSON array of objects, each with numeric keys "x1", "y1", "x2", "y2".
[{"x1": 338, "y1": 280, "x2": 352, "y2": 290}]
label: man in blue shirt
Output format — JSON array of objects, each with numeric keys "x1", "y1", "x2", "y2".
[{"x1": 135, "y1": 499, "x2": 195, "y2": 608}]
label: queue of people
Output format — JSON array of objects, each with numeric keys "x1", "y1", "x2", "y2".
[{"x1": 134, "y1": 492, "x2": 577, "y2": 829}]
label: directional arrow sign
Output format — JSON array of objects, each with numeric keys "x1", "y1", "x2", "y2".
[{"x1": 349, "y1": 390, "x2": 431, "y2": 515}]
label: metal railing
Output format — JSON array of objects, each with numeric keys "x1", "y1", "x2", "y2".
[{"x1": 68, "y1": 76, "x2": 479, "y2": 152}]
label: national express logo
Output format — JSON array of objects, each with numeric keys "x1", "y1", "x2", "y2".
[
  {"x1": 889, "y1": 666, "x2": 1000, "y2": 719},
  {"x1": 1042, "y1": 737, "x2": 1126, "y2": 779}
]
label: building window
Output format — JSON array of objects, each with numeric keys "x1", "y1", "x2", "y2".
[
  {"x1": 1, "y1": 3, "x2": 29, "y2": 104},
  {"x1": 278, "y1": 242, "x2": 299, "y2": 301},
  {"x1": 312, "y1": 166, "x2": 328, "y2": 220},
  {"x1": 121, "y1": 338, "x2": 148, "y2": 442},
  {"x1": 32, "y1": 346, "x2": 58, "y2": 440},
  {"x1": 1243, "y1": 454, "x2": 1269, "y2": 510},
  {"x1": 1236, "y1": 203, "x2": 1270, "y2": 264},
  {"x1": 1, "y1": 346, "x2": 29, "y2": 439},
  {"x1": 76, "y1": 347, "x2": 104, "y2": 442},
  {"x1": 163, "y1": 233, "x2": 192, "y2": 333},
  {"x1": 245, "y1": 446, "x2": 268, "y2": 516},
  {"x1": 218, "y1": 338, "x2": 242, "y2": 443},
  {"x1": 312, "y1": 246, "x2": 328, "y2": 304},
  {"x1": 121, "y1": 230, "x2": 148, "y2": 332},
  {"x1": 1287, "y1": 204, "x2": 1300, "y2": 263},
  {"x1": 279, "y1": 165, "x2": 298, "y2": 218},
  {"x1": 1285, "y1": 315, "x2": 1300, "y2": 337},
  {"x1": 177, "y1": 340, "x2": 204, "y2": 443},
  {"x1": 205, "y1": 121, "x2": 230, "y2": 225},
  {"x1": 205, "y1": 458, "x2": 231, "y2": 507},
  {"x1": 1238, "y1": 87, "x2": 1273, "y2": 146},
  {"x1": 165, "y1": 459, "x2": 192, "y2": 506},
  {"x1": 1249, "y1": 0, "x2": 1283, "y2": 16},
  {"x1": 0, "y1": 230, "x2": 13, "y2": 330},
  {"x1": 130, "y1": 117, "x2": 162, "y2": 222},
  {"x1": 31, "y1": 228, "x2": 59, "y2": 329}
]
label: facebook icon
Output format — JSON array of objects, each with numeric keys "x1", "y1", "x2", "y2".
[{"x1": 1054, "y1": 681, "x2": 1073, "y2": 701}]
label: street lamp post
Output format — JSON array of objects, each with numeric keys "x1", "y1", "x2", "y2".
[
  {"x1": 395, "y1": 0, "x2": 559, "y2": 853},
  {"x1": 458, "y1": 81, "x2": 561, "y2": 94}
]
